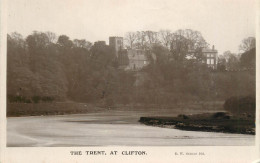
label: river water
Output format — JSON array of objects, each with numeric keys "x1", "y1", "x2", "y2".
[{"x1": 7, "y1": 110, "x2": 255, "y2": 147}]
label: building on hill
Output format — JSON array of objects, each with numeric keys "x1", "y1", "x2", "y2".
[
  {"x1": 188, "y1": 45, "x2": 218, "y2": 69},
  {"x1": 94, "y1": 41, "x2": 106, "y2": 47},
  {"x1": 109, "y1": 37, "x2": 219, "y2": 70},
  {"x1": 117, "y1": 49, "x2": 150, "y2": 70},
  {"x1": 202, "y1": 45, "x2": 218, "y2": 69},
  {"x1": 125, "y1": 49, "x2": 149, "y2": 70},
  {"x1": 109, "y1": 37, "x2": 123, "y2": 57},
  {"x1": 109, "y1": 36, "x2": 151, "y2": 70},
  {"x1": 117, "y1": 49, "x2": 129, "y2": 67}
]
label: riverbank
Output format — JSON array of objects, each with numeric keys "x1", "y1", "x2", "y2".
[
  {"x1": 7, "y1": 102, "x2": 105, "y2": 117},
  {"x1": 139, "y1": 112, "x2": 255, "y2": 135},
  {"x1": 7, "y1": 101, "x2": 224, "y2": 117}
]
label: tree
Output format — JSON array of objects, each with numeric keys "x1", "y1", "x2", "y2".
[
  {"x1": 73, "y1": 39, "x2": 92, "y2": 49},
  {"x1": 7, "y1": 31, "x2": 69, "y2": 99},
  {"x1": 239, "y1": 37, "x2": 255, "y2": 52},
  {"x1": 159, "y1": 30, "x2": 172, "y2": 49},
  {"x1": 169, "y1": 29, "x2": 208, "y2": 62},
  {"x1": 8, "y1": 32, "x2": 26, "y2": 49},
  {"x1": 135, "y1": 31, "x2": 147, "y2": 49},
  {"x1": 7, "y1": 32, "x2": 34, "y2": 96},
  {"x1": 145, "y1": 31, "x2": 159, "y2": 46},
  {"x1": 26, "y1": 31, "x2": 50, "y2": 50},
  {"x1": 57, "y1": 35, "x2": 73, "y2": 48},
  {"x1": 223, "y1": 51, "x2": 239, "y2": 70},
  {"x1": 240, "y1": 48, "x2": 255, "y2": 68},
  {"x1": 125, "y1": 32, "x2": 137, "y2": 49},
  {"x1": 90, "y1": 42, "x2": 117, "y2": 69},
  {"x1": 170, "y1": 33, "x2": 190, "y2": 61},
  {"x1": 26, "y1": 31, "x2": 51, "y2": 72},
  {"x1": 151, "y1": 44, "x2": 169, "y2": 65},
  {"x1": 45, "y1": 31, "x2": 57, "y2": 44},
  {"x1": 217, "y1": 55, "x2": 227, "y2": 71}
]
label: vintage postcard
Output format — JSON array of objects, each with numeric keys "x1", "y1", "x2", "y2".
[{"x1": 0, "y1": 0, "x2": 259, "y2": 162}]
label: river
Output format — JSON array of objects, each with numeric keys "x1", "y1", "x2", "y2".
[{"x1": 7, "y1": 109, "x2": 255, "y2": 147}]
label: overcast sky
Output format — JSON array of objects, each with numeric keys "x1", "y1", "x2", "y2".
[{"x1": 7, "y1": 0, "x2": 256, "y2": 54}]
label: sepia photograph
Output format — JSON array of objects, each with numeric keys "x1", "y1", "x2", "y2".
[{"x1": 1, "y1": 0, "x2": 259, "y2": 162}]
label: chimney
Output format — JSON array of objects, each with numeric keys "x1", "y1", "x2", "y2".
[{"x1": 212, "y1": 45, "x2": 215, "y2": 50}]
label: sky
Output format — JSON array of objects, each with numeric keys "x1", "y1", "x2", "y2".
[{"x1": 7, "y1": 0, "x2": 256, "y2": 54}]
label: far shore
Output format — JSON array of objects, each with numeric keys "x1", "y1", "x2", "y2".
[{"x1": 7, "y1": 101, "x2": 224, "y2": 117}]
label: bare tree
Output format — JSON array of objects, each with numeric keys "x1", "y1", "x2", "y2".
[
  {"x1": 223, "y1": 51, "x2": 233, "y2": 61},
  {"x1": 135, "y1": 31, "x2": 147, "y2": 49},
  {"x1": 174, "y1": 29, "x2": 208, "y2": 49},
  {"x1": 159, "y1": 30, "x2": 172, "y2": 49},
  {"x1": 125, "y1": 32, "x2": 137, "y2": 49},
  {"x1": 145, "y1": 31, "x2": 159, "y2": 45},
  {"x1": 169, "y1": 29, "x2": 208, "y2": 61},
  {"x1": 45, "y1": 31, "x2": 57, "y2": 44},
  {"x1": 239, "y1": 37, "x2": 255, "y2": 52},
  {"x1": 73, "y1": 39, "x2": 92, "y2": 49}
]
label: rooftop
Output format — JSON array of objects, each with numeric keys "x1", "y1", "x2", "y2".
[
  {"x1": 109, "y1": 36, "x2": 123, "y2": 38},
  {"x1": 202, "y1": 48, "x2": 218, "y2": 53}
]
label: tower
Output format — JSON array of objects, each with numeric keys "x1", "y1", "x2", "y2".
[{"x1": 109, "y1": 36, "x2": 123, "y2": 57}]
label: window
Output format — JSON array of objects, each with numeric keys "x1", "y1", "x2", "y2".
[
  {"x1": 144, "y1": 61, "x2": 147, "y2": 65},
  {"x1": 211, "y1": 59, "x2": 214, "y2": 64},
  {"x1": 207, "y1": 59, "x2": 210, "y2": 64}
]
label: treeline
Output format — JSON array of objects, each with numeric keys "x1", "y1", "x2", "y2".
[
  {"x1": 125, "y1": 29, "x2": 208, "y2": 62},
  {"x1": 125, "y1": 30, "x2": 255, "y2": 103},
  {"x1": 7, "y1": 30, "x2": 255, "y2": 107},
  {"x1": 125, "y1": 29, "x2": 207, "y2": 49},
  {"x1": 218, "y1": 37, "x2": 256, "y2": 71},
  {"x1": 136, "y1": 45, "x2": 255, "y2": 104},
  {"x1": 125, "y1": 30, "x2": 256, "y2": 71},
  {"x1": 7, "y1": 31, "x2": 135, "y2": 106}
]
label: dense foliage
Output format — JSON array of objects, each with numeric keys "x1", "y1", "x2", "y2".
[
  {"x1": 7, "y1": 31, "x2": 134, "y2": 106},
  {"x1": 7, "y1": 30, "x2": 255, "y2": 107},
  {"x1": 224, "y1": 96, "x2": 255, "y2": 116}
]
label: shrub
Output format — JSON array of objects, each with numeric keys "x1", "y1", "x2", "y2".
[
  {"x1": 32, "y1": 96, "x2": 41, "y2": 103},
  {"x1": 7, "y1": 95, "x2": 31, "y2": 103},
  {"x1": 212, "y1": 112, "x2": 230, "y2": 119},
  {"x1": 178, "y1": 114, "x2": 189, "y2": 119},
  {"x1": 41, "y1": 96, "x2": 54, "y2": 102},
  {"x1": 25, "y1": 99, "x2": 32, "y2": 103},
  {"x1": 224, "y1": 95, "x2": 255, "y2": 116}
]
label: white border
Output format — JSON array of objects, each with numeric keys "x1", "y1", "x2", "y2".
[{"x1": 0, "y1": 0, "x2": 259, "y2": 162}]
